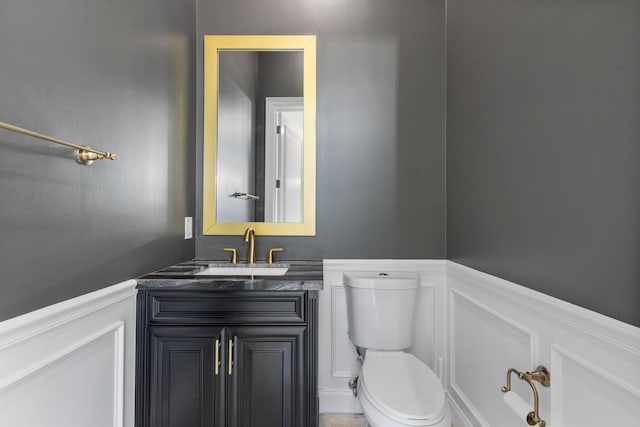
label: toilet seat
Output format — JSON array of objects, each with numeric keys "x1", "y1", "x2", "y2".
[{"x1": 360, "y1": 351, "x2": 447, "y2": 425}]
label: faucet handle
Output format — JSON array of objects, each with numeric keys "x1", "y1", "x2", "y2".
[
  {"x1": 223, "y1": 248, "x2": 238, "y2": 264},
  {"x1": 268, "y1": 247, "x2": 284, "y2": 264}
]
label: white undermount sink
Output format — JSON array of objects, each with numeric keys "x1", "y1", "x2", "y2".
[{"x1": 195, "y1": 263, "x2": 289, "y2": 276}]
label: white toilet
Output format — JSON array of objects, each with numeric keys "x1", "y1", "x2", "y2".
[{"x1": 344, "y1": 272, "x2": 451, "y2": 427}]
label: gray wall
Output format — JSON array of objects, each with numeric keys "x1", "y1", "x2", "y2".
[
  {"x1": 196, "y1": 0, "x2": 447, "y2": 261},
  {"x1": 446, "y1": 0, "x2": 640, "y2": 326},
  {"x1": 5, "y1": 0, "x2": 632, "y2": 329},
  {"x1": 255, "y1": 51, "x2": 304, "y2": 220},
  {"x1": 0, "y1": 0, "x2": 196, "y2": 321}
]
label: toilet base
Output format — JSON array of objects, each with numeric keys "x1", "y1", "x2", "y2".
[{"x1": 358, "y1": 386, "x2": 452, "y2": 427}]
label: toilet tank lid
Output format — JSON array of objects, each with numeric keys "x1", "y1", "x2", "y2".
[
  {"x1": 344, "y1": 272, "x2": 419, "y2": 290},
  {"x1": 361, "y1": 351, "x2": 446, "y2": 422}
]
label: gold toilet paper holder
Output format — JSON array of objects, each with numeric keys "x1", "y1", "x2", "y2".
[{"x1": 501, "y1": 366, "x2": 550, "y2": 427}]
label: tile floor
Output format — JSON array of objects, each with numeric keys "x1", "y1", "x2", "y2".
[
  {"x1": 320, "y1": 413, "x2": 454, "y2": 427},
  {"x1": 319, "y1": 413, "x2": 368, "y2": 427}
]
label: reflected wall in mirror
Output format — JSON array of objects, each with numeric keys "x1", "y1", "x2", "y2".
[{"x1": 203, "y1": 35, "x2": 316, "y2": 235}]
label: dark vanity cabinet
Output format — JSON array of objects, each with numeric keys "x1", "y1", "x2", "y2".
[{"x1": 135, "y1": 290, "x2": 318, "y2": 427}]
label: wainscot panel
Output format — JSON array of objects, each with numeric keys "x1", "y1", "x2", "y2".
[
  {"x1": 447, "y1": 262, "x2": 640, "y2": 427},
  {"x1": 0, "y1": 280, "x2": 137, "y2": 427},
  {"x1": 320, "y1": 260, "x2": 640, "y2": 427}
]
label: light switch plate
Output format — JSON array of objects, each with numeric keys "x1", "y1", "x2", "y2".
[{"x1": 184, "y1": 217, "x2": 193, "y2": 239}]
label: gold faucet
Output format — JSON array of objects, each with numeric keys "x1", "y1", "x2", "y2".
[{"x1": 243, "y1": 227, "x2": 256, "y2": 264}]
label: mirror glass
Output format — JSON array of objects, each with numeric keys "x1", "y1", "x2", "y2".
[
  {"x1": 203, "y1": 36, "x2": 316, "y2": 236},
  {"x1": 217, "y1": 50, "x2": 303, "y2": 223}
]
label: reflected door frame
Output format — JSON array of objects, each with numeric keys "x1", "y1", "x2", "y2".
[{"x1": 264, "y1": 97, "x2": 304, "y2": 223}]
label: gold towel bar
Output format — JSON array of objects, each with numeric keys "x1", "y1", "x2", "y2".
[
  {"x1": 501, "y1": 365, "x2": 550, "y2": 427},
  {"x1": 0, "y1": 121, "x2": 116, "y2": 165}
]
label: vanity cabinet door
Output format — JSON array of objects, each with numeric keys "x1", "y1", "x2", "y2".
[
  {"x1": 226, "y1": 326, "x2": 307, "y2": 427},
  {"x1": 136, "y1": 290, "x2": 319, "y2": 427},
  {"x1": 148, "y1": 326, "x2": 225, "y2": 427}
]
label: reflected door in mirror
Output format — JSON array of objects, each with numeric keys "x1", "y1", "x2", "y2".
[{"x1": 265, "y1": 97, "x2": 303, "y2": 222}]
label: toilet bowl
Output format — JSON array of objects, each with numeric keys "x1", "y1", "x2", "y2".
[
  {"x1": 357, "y1": 351, "x2": 451, "y2": 427},
  {"x1": 343, "y1": 271, "x2": 452, "y2": 427}
]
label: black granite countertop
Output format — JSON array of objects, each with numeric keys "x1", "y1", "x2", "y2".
[{"x1": 136, "y1": 260, "x2": 323, "y2": 291}]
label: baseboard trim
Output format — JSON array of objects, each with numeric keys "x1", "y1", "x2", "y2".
[
  {"x1": 319, "y1": 389, "x2": 363, "y2": 414},
  {"x1": 448, "y1": 392, "x2": 473, "y2": 427}
]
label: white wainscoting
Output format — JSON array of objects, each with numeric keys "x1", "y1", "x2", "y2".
[
  {"x1": 321, "y1": 260, "x2": 640, "y2": 427},
  {"x1": 447, "y1": 262, "x2": 640, "y2": 427},
  {"x1": 320, "y1": 260, "x2": 448, "y2": 413},
  {"x1": 0, "y1": 280, "x2": 137, "y2": 427}
]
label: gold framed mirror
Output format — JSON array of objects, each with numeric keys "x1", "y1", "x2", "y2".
[{"x1": 203, "y1": 35, "x2": 316, "y2": 235}]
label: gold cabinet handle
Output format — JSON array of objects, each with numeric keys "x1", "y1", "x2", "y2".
[
  {"x1": 223, "y1": 248, "x2": 238, "y2": 264},
  {"x1": 268, "y1": 247, "x2": 284, "y2": 264},
  {"x1": 214, "y1": 338, "x2": 221, "y2": 376},
  {"x1": 228, "y1": 338, "x2": 234, "y2": 375}
]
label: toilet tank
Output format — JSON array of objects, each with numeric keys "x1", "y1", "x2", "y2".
[{"x1": 344, "y1": 272, "x2": 419, "y2": 350}]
